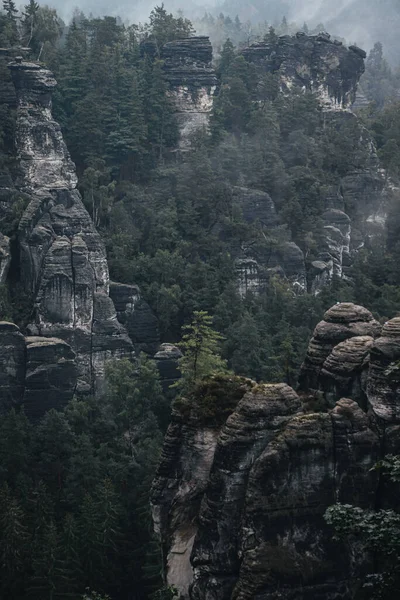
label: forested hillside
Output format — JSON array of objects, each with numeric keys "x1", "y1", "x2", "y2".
[{"x1": 1, "y1": 1, "x2": 400, "y2": 599}]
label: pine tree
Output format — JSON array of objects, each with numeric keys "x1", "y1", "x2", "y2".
[
  {"x1": 0, "y1": 483, "x2": 30, "y2": 597},
  {"x1": 217, "y1": 38, "x2": 235, "y2": 77},
  {"x1": 21, "y1": 0, "x2": 39, "y2": 48},
  {"x1": 2, "y1": 0, "x2": 19, "y2": 45},
  {"x1": 173, "y1": 311, "x2": 229, "y2": 395}
]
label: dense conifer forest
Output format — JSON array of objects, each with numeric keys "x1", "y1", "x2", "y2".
[{"x1": 1, "y1": 1, "x2": 400, "y2": 598}]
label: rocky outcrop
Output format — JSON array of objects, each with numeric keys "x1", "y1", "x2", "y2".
[
  {"x1": 232, "y1": 187, "x2": 279, "y2": 228},
  {"x1": 153, "y1": 303, "x2": 400, "y2": 600},
  {"x1": 0, "y1": 321, "x2": 77, "y2": 418},
  {"x1": 190, "y1": 383, "x2": 301, "y2": 599},
  {"x1": 242, "y1": 32, "x2": 366, "y2": 111},
  {"x1": 161, "y1": 37, "x2": 217, "y2": 149},
  {"x1": 8, "y1": 60, "x2": 133, "y2": 393},
  {"x1": 109, "y1": 282, "x2": 160, "y2": 354},
  {"x1": 154, "y1": 343, "x2": 182, "y2": 392},
  {"x1": 23, "y1": 336, "x2": 77, "y2": 420},
  {"x1": 299, "y1": 302, "x2": 381, "y2": 392}
]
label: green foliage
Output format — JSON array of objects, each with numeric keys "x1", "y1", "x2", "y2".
[
  {"x1": 325, "y1": 456, "x2": 400, "y2": 598},
  {"x1": 173, "y1": 311, "x2": 229, "y2": 395},
  {"x1": 146, "y1": 4, "x2": 194, "y2": 50},
  {"x1": 0, "y1": 351, "x2": 167, "y2": 599},
  {"x1": 174, "y1": 374, "x2": 254, "y2": 427}
]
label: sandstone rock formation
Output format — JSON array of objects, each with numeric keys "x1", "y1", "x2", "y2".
[
  {"x1": 109, "y1": 282, "x2": 160, "y2": 354},
  {"x1": 8, "y1": 60, "x2": 133, "y2": 393},
  {"x1": 161, "y1": 37, "x2": 217, "y2": 149},
  {"x1": 153, "y1": 303, "x2": 400, "y2": 600},
  {"x1": 23, "y1": 336, "x2": 77, "y2": 420},
  {"x1": 0, "y1": 321, "x2": 77, "y2": 419},
  {"x1": 242, "y1": 32, "x2": 366, "y2": 111},
  {"x1": 299, "y1": 302, "x2": 381, "y2": 392},
  {"x1": 154, "y1": 343, "x2": 183, "y2": 392}
]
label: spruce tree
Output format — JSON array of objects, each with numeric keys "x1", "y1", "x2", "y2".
[{"x1": 173, "y1": 310, "x2": 229, "y2": 395}]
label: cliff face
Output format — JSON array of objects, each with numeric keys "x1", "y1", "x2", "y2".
[
  {"x1": 5, "y1": 60, "x2": 133, "y2": 395},
  {"x1": 242, "y1": 32, "x2": 366, "y2": 111},
  {"x1": 152, "y1": 302, "x2": 400, "y2": 600},
  {"x1": 164, "y1": 35, "x2": 386, "y2": 297},
  {"x1": 161, "y1": 37, "x2": 218, "y2": 149}
]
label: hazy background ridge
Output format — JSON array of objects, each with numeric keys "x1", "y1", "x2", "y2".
[{"x1": 33, "y1": 0, "x2": 400, "y2": 63}]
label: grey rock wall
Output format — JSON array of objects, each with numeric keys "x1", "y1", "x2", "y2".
[
  {"x1": 153, "y1": 303, "x2": 400, "y2": 600},
  {"x1": 8, "y1": 61, "x2": 133, "y2": 393},
  {"x1": 0, "y1": 321, "x2": 77, "y2": 419}
]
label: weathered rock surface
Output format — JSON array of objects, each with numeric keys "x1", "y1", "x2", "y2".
[
  {"x1": 242, "y1": 32, "x2": 365, "y2": 111},
  {"x1": 190, "y1": 384, "x2": 301, "y2": 599},
  {"x1": 0, "y1": 321, "x2": 77, "y2": 418},
  {"x1": 319, "y1": 335, "x2": 373, "y2": 409},
  {"x1": 23, "y1": 336, "x2": 77, "y2": 419},
  {"x1": 152, "y1": 370, "x2": 382, "y2": 599},
  {"x1": 161, "y1": 37, "x2": 217, "y2": 149},
  {"x1": 154, "y1": 343, "x2": 182, "y2": 392},
  {"x1": 8, "y1": 60, "x2": 133, "y2": 392},
  {"x1": 299, "y1": 303, "x2": 381, "y2": 392},
  {"x1": 153, "y1": 303, "x2": 400, "y2": 600},
  {"x1": 109, "y1": 282, "x2": 160, "y2": 354}
]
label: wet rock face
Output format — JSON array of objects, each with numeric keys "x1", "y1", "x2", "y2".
[
  {"x1": 0, "y1": 321, "x2": 77, "y2": 418},
  {"x1": 242, "y1": 32, "x2": 366, "y2": 110},
  {"x1": 161, "y1": 37, "x2": 217, "y2": 149},
  {"x1": 8, "y1": 61, "x2": 133, "y2": 393}
]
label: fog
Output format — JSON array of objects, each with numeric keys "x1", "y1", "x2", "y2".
[{"x1": 33, "y1": 0, "x2": 400, "y2": 63}]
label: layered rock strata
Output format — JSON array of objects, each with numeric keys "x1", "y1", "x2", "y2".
[
  {"x1": 8, "y1": 60, "x2": 133, "y2": 392},
  {"x1": 299, "y1": 302, "x2": 381, "y2": 393},
  {"x1": 153, "y1": 303, "x2": 400, "y2": 599},
  {"x1": 0, "y1": 321, "x2": 77, "y2": 418},
  {"x1": 154, "y1": 343, "x2": 183, "y2": 392},
  {"x1": 161, "y1": 37, "x2": 217, "y2": 149},
  {"x1": 242, "y1": 32, "x2": 366, "y2": 111}
]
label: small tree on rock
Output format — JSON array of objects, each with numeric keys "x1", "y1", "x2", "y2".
[{"x1": 173, "y1": 310, "x2": 229, "y2": 395}]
